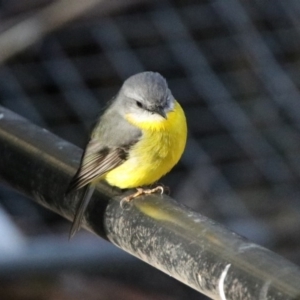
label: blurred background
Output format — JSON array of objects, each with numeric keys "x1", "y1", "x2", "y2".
[{"x1": 1, "y1": 0, "x2": 300, "y2": 299}]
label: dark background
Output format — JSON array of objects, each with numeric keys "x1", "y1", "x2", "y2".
[{"x1": 1, "y1": 0, "x2": 300, "y2": 299}]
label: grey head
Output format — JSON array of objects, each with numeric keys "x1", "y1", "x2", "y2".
[{"x1": 115, "y1": 72, "x2": 175, "y2": 120}]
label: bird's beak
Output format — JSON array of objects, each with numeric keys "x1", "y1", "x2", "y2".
[{"x1": 153, "y1": 107, "x2": 167, "y2": 119}]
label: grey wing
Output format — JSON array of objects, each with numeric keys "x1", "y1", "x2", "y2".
[{"x1": 66, "y1": 109, "x2": 141, "y2": 193}]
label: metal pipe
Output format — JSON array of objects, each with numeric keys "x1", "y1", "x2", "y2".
[
  {"x1": 0, "y1": 0, "x2": 147, "y2": 64},
  {"x1": 0, "y1": 105, "x2": 300, "y2": 300}
]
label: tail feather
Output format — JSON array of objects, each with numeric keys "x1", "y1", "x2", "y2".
[{"x1": 69, "y1": 184, "x2": 95, "y2": 239}]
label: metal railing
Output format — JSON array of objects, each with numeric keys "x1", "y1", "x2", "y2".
[{"x1": 1, "y1": 105, "x2": 300, "y2": 300}]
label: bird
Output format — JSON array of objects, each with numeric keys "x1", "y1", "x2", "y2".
[{"x1": 66, "y1": 71, "x2": 187, "y2": 238}]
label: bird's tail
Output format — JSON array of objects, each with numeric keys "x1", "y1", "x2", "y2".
[{"x1": 69, "y1": 184, "x2": 95, "y2": 239}]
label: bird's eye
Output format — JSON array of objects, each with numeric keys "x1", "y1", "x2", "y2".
[{"x1": 136, "y1": 101, "x2": 143, "y2": 108}]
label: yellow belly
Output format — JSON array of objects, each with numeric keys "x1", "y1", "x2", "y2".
[{"x1": 103, "y1": 101, "x2": 187, "y2": 189}]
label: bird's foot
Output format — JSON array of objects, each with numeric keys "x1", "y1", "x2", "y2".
[
  {"x1": 120, "y1": 185, "x2": 165, "y2": 207},
  {"x1": 154, "y1": 183, "x2": 170, "y2": 195}
]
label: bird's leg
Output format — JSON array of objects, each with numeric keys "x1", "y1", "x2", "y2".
[{"x1": 121, "y1": 185, "x2": 165, "y2": 203}]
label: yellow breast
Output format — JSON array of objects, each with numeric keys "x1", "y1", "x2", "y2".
[{"x1": 104, "y1": 101, "x2": 187, "y2": 189}]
